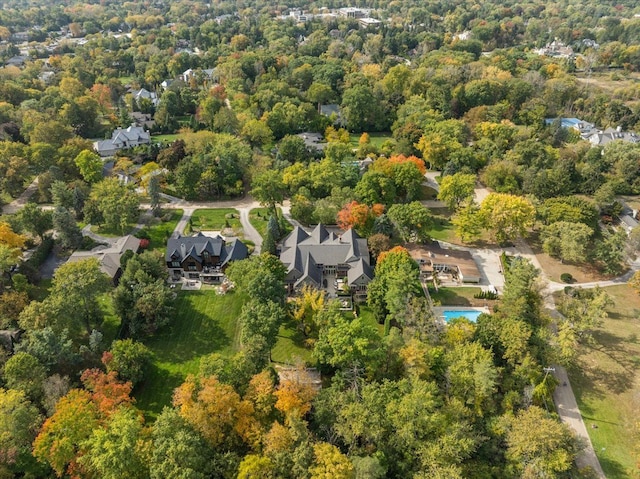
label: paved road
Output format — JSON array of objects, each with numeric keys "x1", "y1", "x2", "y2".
[{"x1": 2, "y1": 177, "x2": 39, "y2": 214}]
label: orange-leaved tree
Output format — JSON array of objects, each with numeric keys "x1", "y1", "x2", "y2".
[{"x1": 336, "y1": 201, "x2": 384, "y2": 236}]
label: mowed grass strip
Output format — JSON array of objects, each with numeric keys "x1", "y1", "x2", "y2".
[
  {"x1": 135, "y1": 290, "x2": 246, "y2": 418},
  {"x1": 191, "y1": 208, "x2": 241, "y2": 231},
  {"x1": 562, "y1": 284, "x2": 640, "y2": 478}
]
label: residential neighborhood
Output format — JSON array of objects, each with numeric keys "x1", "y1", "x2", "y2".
[{"x1": 1, "y1": 0, "x2": 640, "y2": 477}]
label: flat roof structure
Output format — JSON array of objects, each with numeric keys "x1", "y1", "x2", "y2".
[{"x1": 405, "y1": 243, "x2": 481, "y2": 284}]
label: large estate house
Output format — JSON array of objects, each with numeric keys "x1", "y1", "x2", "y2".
[
  {"x1": 93, "y1": 124, "x2": 151, "y2": 157},
  {"x1": 66, "y1": 234, "x2": 141, "y2": 285},
  {"x1": 279, "y1": 224, "x2": 373, "y2": 300},
  {"x1": 166, "y1": 233, "x2": 248, "y2": 283}
]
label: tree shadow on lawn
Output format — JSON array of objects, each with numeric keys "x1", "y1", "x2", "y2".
[
  {"x1": 598, "y1": 455, "x2": 629, "y2": 479},
  {"x1": 146, "y1": 298, "x2": 233, "y2": 365},
  {"x1": 135, "y1": 363, "x2": 185, "y2": 418},
  {"x1": 572, "y1": 334, "x2": 637, "y2": 397}
]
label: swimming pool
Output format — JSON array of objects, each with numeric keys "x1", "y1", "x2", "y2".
[{"x1": 441, "y1": 310, "x2": 484, "y2": 323}]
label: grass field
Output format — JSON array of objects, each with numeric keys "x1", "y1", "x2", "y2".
[
  {"x1": 349, "y1": 132, "x2": 393, "y2": 149},
  {"x1": 248, "y1": 208, "x2": 293, "y2": 239},
  {"x1": 191, "y1": 208, "x2": 242, "y2": 231},
  {"x1": 151, "y1": 134, "x2": 180, "y2": 143},
  {"x1": 272, "y1": 317, "x2": 313, "y2": 365},
  {"x1": 90, "y1": 223, "x2": 136, "y2": 238},
  {"x1": 141, "y1": 209, "x2": 183, "y2": 251},
  {"x1": 118, "y1": 76, "x2": 136, "y2": 85},
  {"x1": 427, "y1": 207, "x2": 458, "y2": 243},
  {"x1": 529, "y1": 233, "x2": 614, "y2": 283},
  {"x1": 135, "y1": 290, "x2": 246, "y2": 417},
  {"x1": 429, "y1": 286, "x2": 491, "y2": 307},
  {"x1": 557, "y1": 284, "x2": 640, "y2": 478}
]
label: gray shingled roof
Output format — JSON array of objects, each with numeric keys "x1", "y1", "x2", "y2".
[
  {"x1": 67, "y1": 235, "x2": 141, "y2": 279},
  {"x1": 347, "y1": 259, "x2": 374, "y2": 285},
  {"x1": 280, "y1": 225, "x2": 370, "y2": 284},
  {"x1": 166, "y1": 233, "x2": 248, "y2": 266}
]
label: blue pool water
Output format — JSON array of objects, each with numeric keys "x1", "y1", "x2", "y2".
[{"x1": 442, "y1": 310, "x2": 484, "y2": 323}]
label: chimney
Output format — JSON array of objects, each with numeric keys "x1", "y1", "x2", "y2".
[
  {"x1": 180, "y1": 243, "x2": 186, "y2": 258},
  {"x1": 616, "y1": 125, "x2": 622, "y2": 132}
]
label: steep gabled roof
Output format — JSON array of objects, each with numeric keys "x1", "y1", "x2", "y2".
[
  {"x1": 280, "y1": 225, "x2": 370, "y2": 269},
  {"x1": 282, "y1": 226, "x2": 309, "y2": 249},
  {"x1": 347, "y1": 259, "x2": 373, "y2": 285},
  {"x1": 165, "y1": 233, "x2": 248, "y2": 266},
  {"x1": 222, "y1": 238, "x2": 249, "y2": 265},
  {"x1": 307, "y1": 224, "x2": 329, "y2": 244},
  {"x1": 295, "y1": 251, "x2": 322, "y2": 288}
]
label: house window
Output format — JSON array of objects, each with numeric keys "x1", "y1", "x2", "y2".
[
  {"x1": 203, "y1": 251, "x2": 209, "y2": 260},
  {"x1": 171, "y1": 261, "x2": 181, "y2": 268},
  {"x1": 188, "y1": 264, "x2": 197, "y2": 271}
]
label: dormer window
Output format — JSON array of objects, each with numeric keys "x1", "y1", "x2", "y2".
[{"x1": 203, "y1": 251, "x2": 210, "y2": 260}]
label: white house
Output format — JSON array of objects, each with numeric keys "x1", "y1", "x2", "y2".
[
  {"x1": 93, "y1": 124, "x2": 151, "y2": 157},
  {"x1": 132, "y1": 88, "x2": 159, "y2": 107}
]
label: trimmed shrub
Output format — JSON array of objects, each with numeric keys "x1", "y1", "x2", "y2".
[{"x1": 560, "y1": 273, "x2": 573, "y2": 284}]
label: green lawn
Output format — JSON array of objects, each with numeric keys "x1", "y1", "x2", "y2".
[
  {"x1": 140, "y1": 209, "x2": 183, "y2": 251},
  {"x1": 357, "y1": 305, "x2": 385, "y2": 335},
  {"x1": 191, "y1": 208, "x2": 241, "y2": 232},
  {"x1": 248, "y1": 208, "x2": 293, "y2": 239},
  {"x1": 349, "y1": 132, "x2": 393, "y2": 149},
  {"x1": 100, "y1": 292, "x2": 121, "y2": 345},
  {"x1": 118, "y1": 76, "x2": 136, "y2": 85},
  {"x1": 135, "y1": 290, "x2": 246, "y2": 418},
  {"x1": 151, "y1": 134, "x2": 180, "y2": 144},
  {"x1": 559, "y1": 284, "x2": 640, "y2": 478},
  {"x1": 429, "y1": 286, "x2": 487, "y2": 307},
  {"x1": 90, "y1": 224, "x2": 136, "y2": 238},
  {"x1": 427, "y1": 207, "x2": 457, "y2": 243},
  {"x1": 272, "y1": 318, "x2": 313, "y2": 365}
]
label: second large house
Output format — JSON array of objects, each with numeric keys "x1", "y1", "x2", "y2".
[
  {"x1": 279, "y1": 224, "x2": 373, "y2": 300},
  {"x1": 166, "y1": 233, "x2": 248, "y2": 283}
]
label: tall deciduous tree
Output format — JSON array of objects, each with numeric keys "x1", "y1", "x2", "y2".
[
  {"x1": 438, "y1": 173, "x2": 476, "y2": 210},
  {"x1": 479, "y1": 193, "x2": 535, "y2": 244},
  {"x1": 2, "y1": 352, "x2": 46, "y2": 401},
  {"x1": 103, "y1": 339, "x2": 153, "y2": 386},
  {"x1": 173, "y1": 375, "x2": 255, "y2": 449},
  {"x1": 86, "y1": 178, "x2": 140, "y2": 233},
  {"x1": 541, "y1": 221, "x2": 592, "y2": 263},
  {"x1": 150, "y1": 408, "x2": 212, "y2": 479},
  {"x1": 51, "y1": 258, "x2": 110, "y2": 334},
  {"x1": 387, "y1": 202, "x2": 433, "y2": 242},
  {"x1": 251, "y1": 170, "x2": 285, "y2": 219},
  {"x1": 505, "y1": 406, "x2": 578, "y2": 477},
  {"x1": 17, "y1": 203, "x2": 52, "y2": 241},
  {"x1": 309, "y1": 443, "x2": 354, "y2": 479},
  {"x1": 33, "y1": 389, "x2": 101, "y2": 477},
  {"x1": 79, "y1": 407, "x2": 149, "y2": 479},
  {"x1": 0, "y1": 388, "x2": 42, "y2": 475},
  {"x1": 74, "y1": 150, "x2": 103, "y2": 184},
  {"x1": 113, "y1": 251, "x2": 173, "y2": 338}
]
